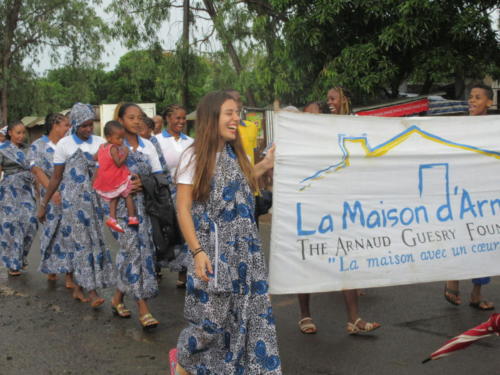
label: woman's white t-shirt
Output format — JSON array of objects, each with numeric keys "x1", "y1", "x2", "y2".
[{"x1": 176, "y1": 147, "x2": 196, "y2": 185}]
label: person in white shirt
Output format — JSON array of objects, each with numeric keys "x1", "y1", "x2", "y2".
[
  {"x1": 155, "y1": 104, "x2": 194, "y2": 177},
  {"x1": 154, "y1": 104, "x2": 194, "y2": 287},
  {"x1": 38, "y1": 103, "x2": 114, "y2": 308}
]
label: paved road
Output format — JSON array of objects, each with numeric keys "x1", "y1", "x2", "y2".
[{"x1": 0, "y1": 220, "x2": 499, "y2": 375}]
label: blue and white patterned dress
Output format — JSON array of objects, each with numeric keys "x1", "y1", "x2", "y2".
[
  {"x1": 55, "y1": 139, "x2": 114, "y2": 290},
  {"x1": 113, "y1": 142, "x2": 159, "y2": 300},
  {"x1": 28, "y1": 136, "x2": 73, "y2": 274},
  {"x1": 176, "y1": 144, "x2": 281, "y2": 375},
  {"x1": 0, "y1": 141, "x2": 38, "y2": 271}
]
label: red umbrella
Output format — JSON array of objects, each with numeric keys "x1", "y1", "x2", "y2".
[{"x1": 423, "y1": 313, "x2": 500, "y2": 363}]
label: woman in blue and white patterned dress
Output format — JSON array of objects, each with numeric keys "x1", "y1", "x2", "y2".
[
  {"x1": 109, "y1": 102, "x2": 163, "y2": 329},
  {"x1": 38, "y1": 103, "x2": 114, "y2": 307},
  {"x1": 174, "y1": 91, "x2": 281, "y2": 375},
  {"x1": 0, "y1": 121, "x2": 38, "y2": 276},
  {"x1": 29, "y1": 113, "x2": 76, "y2": 286}
]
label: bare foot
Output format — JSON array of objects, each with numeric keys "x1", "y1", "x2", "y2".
[
  {"x1": 65, "y1": 274, "x2": 76, "y2": 289},
  {"x1": 90, "y1": 297, "x2": 105, "y2": 308},
  {"x1": 47, "y1": 274, "x2": 58, "y2": 281},
  {"x1": 72, "y1": 288, "x2": 90, "y2": 303},
  {"x1": 88, "y1": 290, "x2": 105, "y2": 308},
  {"x1": 175, "y1": 364, "x2": 189, "y2": 375}
]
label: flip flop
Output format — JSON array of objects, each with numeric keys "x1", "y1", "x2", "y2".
[
  {"x1": 444, "y1": 286, "x2": 461, "y2": 306},
  {"x1": 469, "y1": 300, "x2": 494, "y2": 311},
  {"x1": 8, "y1": 269, "x2": 21, "y2": 276}
]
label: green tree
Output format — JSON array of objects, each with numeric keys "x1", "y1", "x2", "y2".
[
  {"x1": 0, "y1": 0, "x2": 108, "y2": 124},
  {"x1": 28, "y1": 65, "x2": 110, "y2": 117},
  {"x1": 269, "y1": 0, "x2": 500, "y2": 104},
  {"x1": 103, "y1": 48, "x2": 214, "y2": 111},
  {"x1": 108, "y1": 0, "x2": 272, "y2": 108}
]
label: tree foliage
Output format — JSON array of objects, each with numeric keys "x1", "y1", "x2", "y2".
[
  {"x1": 4, "y1": 0, "x2": 499, "y2": 120},
  {"x1": 268, "y1": 0, "x2": 500, "y2": 104},
  {"x1": 0, "y1": 0, "x2": 109, "y2": 123}
]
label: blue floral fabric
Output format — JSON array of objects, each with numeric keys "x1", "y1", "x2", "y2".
[
  {"x1": 0, "y1": 141, "x2": 38, "y2": 271},
  {"x1": 113, "y1": 147, "x2": 159, "y2": 300},
  {"x1": 176, "y1": 144, "x2": 281, "y2": 374},
  {"x1": 28, "y1": 136, "x2": 73, "y2": 274},
  {"x1": 60, "y1": 148, "x2": 114, "y2": 290}
]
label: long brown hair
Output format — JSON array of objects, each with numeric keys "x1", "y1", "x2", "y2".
[
  {"x1": 331, "y1": 86, "x2": 352, "y2": 115},
  {"x1": 179, "y1": 91, "x2": 257, "y2": 202}
]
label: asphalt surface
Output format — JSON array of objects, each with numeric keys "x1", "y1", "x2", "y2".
[{"x1": 1, "y1": 218, "x2": 499, "y2": 375}]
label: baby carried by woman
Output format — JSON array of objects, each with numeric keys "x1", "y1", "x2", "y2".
[{"x1": 93, "y1": 121, "x2": 139, "y2": 232}]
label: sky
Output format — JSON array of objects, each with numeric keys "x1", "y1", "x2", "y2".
[{"x1": 33, "y1": 0, "x2": 215, "y2": 74}]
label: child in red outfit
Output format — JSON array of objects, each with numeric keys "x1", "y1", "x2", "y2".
[{"x1": 93, "y1": 121, "x2": 139, "y2": 232}]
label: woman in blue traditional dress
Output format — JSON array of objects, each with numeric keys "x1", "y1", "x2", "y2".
[
  {"x1": 29, "y1": 113, "x2": 76, "y2": 286},
  {"x1": 38, "y1": 103, "x2": 114, "y2": 307},
  {"x1": 174, "y1": 91, "x2": 281, "y2": 375},
  {"x1": 0, "y1": 121, "x2": 38, "y2": 276},
  {"x1": 109, "y1": 102, "x2": 163, "y2": 329},
  {"x1": 153, "y1": 104, "x2": 193, "y2": 287}
]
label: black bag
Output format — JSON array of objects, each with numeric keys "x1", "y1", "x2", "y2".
[
  {"x1": 140, "y1": 173, "x2": 182, "y2": 262},
  {"x1": 255, "y1": 190, "x2": 273, "y2": 217}
]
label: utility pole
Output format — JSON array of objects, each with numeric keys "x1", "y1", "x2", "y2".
[{"x1": 182, "y1": 0, "x2": 190, "y2": 109}]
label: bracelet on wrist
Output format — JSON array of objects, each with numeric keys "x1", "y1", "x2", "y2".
[{"x1": 192, "y1": 248, "x2": 205, "y2": 257}]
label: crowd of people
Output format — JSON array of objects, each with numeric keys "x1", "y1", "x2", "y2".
[{"x1": 0, "y1": 84, "x2": 495, "y2": 374}]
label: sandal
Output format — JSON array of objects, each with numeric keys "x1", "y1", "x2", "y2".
[
  {"x1": 112, "y1": 303, "x2": 132, "y2": 318},
  {"x1": 8, "y1": 269, "x2": 21, "y2": 276},
  {"x1": 444, "y1": 285, "x2": 461, "y2": 306},
  {"x1": 469, "y1": 300, "x2": 494, "y2": 311},
  {"x1": 298, "y1": 317, "x2": 317, "y2": 334},
  {"x1": 139, "y1": 313, "x2": 159, "y2": 330},
  {"x1": 346, "y1": 318, "x2": 381, "y2": 335},
  {"x1": 47, "y1": 274, "x2": 58, "y2": 281}
]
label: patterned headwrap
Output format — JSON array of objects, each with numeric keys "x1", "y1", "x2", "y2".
[
  {"x1": 68, "y1": 103, "x2": 95, "y2": 134},
  {"x1": 0, "y1": 126, "x2": 7, "y2": 136}
]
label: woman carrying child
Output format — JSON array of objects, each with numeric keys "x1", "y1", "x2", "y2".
[
  {"x1": 93, "y1": 121, "x2": 139, "y2": 233},
  {"x1": 109, "y1": 102, "x2": 164, "y2": 329}
]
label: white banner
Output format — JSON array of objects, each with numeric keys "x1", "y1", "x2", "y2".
[{"x1": 269, "y1": 112, "x2": 500, "y2": 294}]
